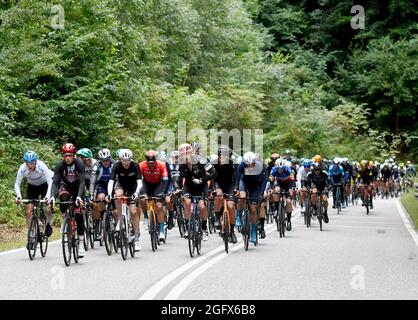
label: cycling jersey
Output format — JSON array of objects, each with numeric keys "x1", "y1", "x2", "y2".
[
  {"x1": 108, "y1": 161, "x2": 141, "y2": 196},
  {"x1": 51, "y1": 158, "x2": 86, "y2": 199},
  {"x1": 139, "y1": 160, "x2": 169, "y2": 184},
  {"x1": 358, "y1": 167, "x2": 374, "y2": 185},
  {"x1": 178, "y1": 155, "x2": 217, "y2": 184},
  {"x1": 306, "y1": 170, "x2": 329, "y2": 191},
  {"x1": 236, "y1": 160, "x2": 268, "y2": 201},
  {"x1": 89, "y1": 160, "x2": 114, "y2": 196},
  {"x1": 270, "y1": 166, "x2": 294, "y2": 190},
  {"x1": 328, "y1": 165, "x2": 345, "y2": 184},
  {"x1": 296, "y1": 166, "x2": 310, "y2": 189},
  {"x1": 380, "y1": 168, "x2": 392, "y2": 180},
  {"x1": 15, "y1": 160, "x2": 54, "y2": 199},
  {"x1": 213, "y1": 158, "x2": 237, "y2": 197}
]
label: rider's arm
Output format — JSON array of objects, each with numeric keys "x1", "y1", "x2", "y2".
[
  {"x1": 89, "y1": 163, "x2": 99, "y2": 197},
  {"x1": 14, "y1": 164, "x2": 25, "y2": 199},
  {"x1": 76, "y1": 159, "x2": 86, "y2": 199},
  {"x1": 201, "y1": 161, "x2": 217, "y2": 182},
  {"x1": 50, "y1": 161, "x2": 64, "y2": 198}
]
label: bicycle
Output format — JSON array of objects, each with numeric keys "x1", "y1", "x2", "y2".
[
  {"x1": 58, "y1": 200, "x2": 81, "y2": 267},
  {"x1": 84, "y1": 197, "x2": 93, "y2": 250},
  {"x1": 303, "y1": 191, "x2": 312, "y2": 228},
  {"x1": 144, "y1": 196, "x2": 165, "y2": 252},
  {"x1": 102, "y1": 202, "x2": 118, "y2": 256},
  {"x1": 360, "y1": 183, "x2": 371, "y2": 215},
  {"x1": 213, "y1": 194, "x2": 235, "y2": 254},
  {"x1": 334, "y1": 183, "x2": 343, "y2": 214},
  {"x1": 271, "y1": 190, "x2": 289, "y2": 238},
  {"x1": 237, "y1": 197, "x2": 260, "y2": 251},
  {"x1": 173, "y1": 192, "x2": 186, "y2": 238},
  {"x1": 21, "y1": 199, "x2": 50, "y2": 260},
  {"x1": 113, "y1": 196, "x2": 136, "y2": 260},
  {"x1": 186, "y1": 195, "x2": 204, "y2": 258},
  {"x1": 207, "y1": 193, "x2": 217, "y2": 234}
]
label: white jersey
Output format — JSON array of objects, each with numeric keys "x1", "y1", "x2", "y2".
[
  {"x1": 15, "y1": 160, "x2": 54, "y2": 199},
  {"x1": 296, "y1": 166, "x2": 310, "y2": 189}
]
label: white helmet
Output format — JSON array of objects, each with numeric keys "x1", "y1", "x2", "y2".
[
  {"x1": 98, "y1": 148, "x2": 111, "y2": 160},
  {"x1": 170, "y1": 151, "x2": 179, "y2": 158},
  {"x1": 119, "y1": 149, "x2": 133, "y2": 160},
  {"x1": 243, "y1": 152, "x2": 256, "y2": 165},
  {"x1": 333, "y1": 157, "x2": 340, "y2": 164},
  {"x1": 157, "y1": 150, "x2": 168, "y2": 162},
  {"x1": 275, "y1": 158, "x2": 284, "y2": 167}
]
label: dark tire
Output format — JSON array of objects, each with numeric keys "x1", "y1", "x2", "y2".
[
  {"x1": 27, "y1": 215, "x2": 38, "y2": 260},
  {"x1": 62, "y1": 218, "x2": 72, "y2": 266},
  {"x1": 88, "y1": 211, "x2": 95, "y2": 249},
  {"x1": 188, "y1": 215, "x2": 195, "y2": 258},
  {"x1": 73, "y1": 232, "x2": 79, "y2": 264},
  {"x1": 243, "y1": 210, "x2": 250, "y2": 251},
  {"x1": 222, "y1": 212, "x2": 229, "y2": 253},
  {"x1": 149, "y1": 211, "x2": 158, "y2": 252},
  {"x1": 120, "y1": 217, "x2": 128, "y2": 260},
  {"x1": 129, "y1": 222, "x2": 135, "y2": 258},
  {"x1": 103, "y1": 212, "x2": 113, "y2": 256},
  {"x1": 318, "y1": 201, "x2": 323, "y2": 232},
  {"x1": 39, "y1": 213, "x2": 48, "y2": 258}
]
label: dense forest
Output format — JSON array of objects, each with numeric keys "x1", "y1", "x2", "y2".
[{"x1": 0, "y1": 0, "x2": 416, "y2": 226}]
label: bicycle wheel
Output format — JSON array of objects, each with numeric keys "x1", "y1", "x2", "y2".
[
  {"x1": 27, "y1": 215, "x2": 38, "y2": 260},
  {"x1": 39, "y1": 212, "x2": 48, "y2": 258},
  {"x1": 195, "y1": 217, "x2": 202, "y2": 256},
  {"x1": 119, "y1": 217, "x2": 128, "y2": 260},
  {"x1": 73, "y1": 228, "x2": 79, "y2": 264},
  {"x1": 243, "y1": 210, "x2": 250, "y2": 251},
  {"x1": 128, "y1": 221, "x2": 135, "y2": 258},
  {"x1": 82, "y1": 211, "x2": 89, "y2": 251},
  {"x1": 365, "y1": 192, "x2": 369, "y2": 215},
  {"x1": 62, "y1": 218, "x2": 72, "y2": 266},
  {"x1": 149, "y1": 211, "x2": 158, "y2": 252},
  {"x1": 103, "y1": 212, "x2": 113, "y2": 256},
  {"x1": 98, "y1": 218, "x2": 104, "y2": 247},
  {"x1": 336, "y1": 188, "x2": 341, "y2": 214},
  {"x1": 318, "y1": 201, "x2": 323, "y2": 232},
  {"x1": 188, "y1": 214, "x2": 195, "y2": 258},
  {"x1": 88, "y1": 210, "x2": 95, "y2": 249},
  {"x1": 222, "y1": 211, "x2": 230, "y2": 254}
]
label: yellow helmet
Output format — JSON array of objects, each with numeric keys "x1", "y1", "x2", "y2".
[
  {"x1": 313, "y1": 155, "x2": 322, "y2": 163},
  {"x1": 368, "y1": 160, "x2": 374, "y2": 167},
  {"x1": 361, "y1": 160, "x2": 368, "y2": 167}
]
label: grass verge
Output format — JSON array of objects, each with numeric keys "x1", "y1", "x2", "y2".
[
  {"x1": 400, "y1": 179, "x2": 418, "y2": 229},
  {"x1": 0, "y1": 226, "x2": 61, "y2": 252}
]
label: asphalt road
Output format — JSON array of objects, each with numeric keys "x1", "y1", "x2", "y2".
[{"x1": 1, "y1": 197, "x2": 417, "y2": 300}]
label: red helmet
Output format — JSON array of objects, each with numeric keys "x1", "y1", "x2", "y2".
[
  {"x1": 62, "y1": 143, "x2": 76, "y2": 154},
  {"x1": 145, "y1": 150, "x2": 157, "y2": 162},
  {"x1": 178, "y1": 143, "x2": 192, "y2": 154}
]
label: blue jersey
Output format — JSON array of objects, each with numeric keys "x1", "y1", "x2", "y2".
[
  {"x1": 328, "y1": 165, "x2": 345, "y2": 184},
  {"x1": 236, "y1": 161, "x2": 267, "y2": 191}
]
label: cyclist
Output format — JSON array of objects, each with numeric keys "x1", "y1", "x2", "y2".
[
  {"x1": 341, "y1": 158, "x2": 353, "y2": 207},
  {"x1": 139, "y1": 150, "x2": 170, "y2": 242},
  {"x1": 49, "y1": 143, "x2": 87, "y2": 257},
  {"x1": 106, "y1": 149, "x2": 142, "y2": 251},
  {"x1": 164, "y1": 151, "x2": 180, "y2": 230},
  {"x1": 176, "y1": 143, "x2": 217, "y2": 241},
  {"x1": 236, "y1": 152, "x2": 268, "y2": 244},
  {"x1": 296, "y1": 159, "x2": 312, "y2": 213},
  {"x1": 269, "y1": 158, "x2": 295, "y2": 231},
  {"x1": 15, "y1": 151, "x2": 54, "y2": 237},
  {"x1": 212, "y1": 145, "x2": 238, "y2": 243},
  {"x1": 89, "y1": 148, "x2": 114, "y2": 240},
  {"x1": 358, "y1": 160, "x2": 374, "y2": 209},
  {"x1": 306, "y1": 162, "x2": 329, "y2": 222},
  {"x1": 76, "y1": 148, "x2": 97, "y2": 196},
  {"x1": 380, "y1": 163, "x2": 392, "y2": 196},
  {"x1": 329, "y1": 157, "x2": 345, "y2": 209},
  {"x1": 283, "y1": 149, "x2": 292, "y2": 162}
]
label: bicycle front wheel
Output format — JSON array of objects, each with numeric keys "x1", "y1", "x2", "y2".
[
  {"x1": 222, "y1": 212, "x2": 230, "y2": 254},
  {"x1": 39, "y1": 213, "x2": 48, "y2": 258},
  {"x1": 243, "y1": 210, "x2": 250, "y2": 251},
  {"x1": 103, "y1": 212, "x2": 113, "y2": 256},
  {"x1": 188, "y1": 215, "x2": 195, "y2": 258},
  {"x1": 27, "y1": 215, "x2": 38, "y2": 260},
  {"x1": 61, "y1": 218, "x2": 72, "y2": 266},
  {"x1": 120, "y1": 217, "x2": 128, "y2": 260},
  {"x1": 149, "y1": 211, "x2": 158, "y2": 252}
]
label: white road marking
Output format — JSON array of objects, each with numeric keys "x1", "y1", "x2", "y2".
[{"x1": 396, "y1": 200, "x2": 418, "y2": 248}]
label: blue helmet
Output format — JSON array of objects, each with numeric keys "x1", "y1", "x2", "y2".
[
  {"x1": 23, "y1": 151, "x2": 38, "y2": 163},
  {"x1": 303, "y1": 159, "x2": 312, "y2": 168}
]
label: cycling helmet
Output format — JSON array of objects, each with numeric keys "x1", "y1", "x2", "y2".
[
  {"x1": 369, "y1": 160, "x2": 374, "y2": 167},
  {"x1": 303, "y1": 159, "x2": 311, "y2": 168},
  {"x1": 270, "y1": 153, "x2": 280, "y2": 161},
  {"x1": 98, "y1": 148, "x2": 111, "y2": 160},
  {"x1": 157, "y1": 150, "x2": 168, "y2": 162},
  {"x1": 275, "y1": 158, "x2": 284, "y2": 167},
  {"x1": 76, "y1": 148, "x2": 93, "y2": 159},
  {"x1": 145, "y1": 150, "x2": 157, "y2": 162},
  {"x1": 178, "y1": 143, "x2": 192, "y2": 154},
  {"x1": 342, "y1": 157, "x2": 348, "y2": 163},
  {"x1": 243, "y1": 152, "x2": 256, "y2": 165},
  {"x1": 312, "y1": 162, "x2": 321, "y2": 170},
  {"x1": 407, "y1": 161, "x2": 411, "y2": 165},
  {"x1": 191, "y1": 141, "x2": 201, "y2": 152},
  {"x1": 119, "y1": 149, "x2": 133, "y2": 160},
  {"x1": 284, "y1": 149, "x2": 291, "y2": 155},
  {"x1": 170, "y1": 151, "x2": 179, "y2": 158},
  {"x1": 62, "y1": 143, "x2": 76, "y2": 154},
  {"x1": 218, "y1": 145, "x2": 232, "y2": 156},
  {"x1": 360, "y1": 160, "x2": 368, "y2": 167},
  {"x1": 333, "y1": 157, "x2": 340, "y2": 164},
  {"x1": 313, "y1": 155, "x2": 322, "y2": 163},
  {"x1": 23, "y1": 151, "x2": 38, "y2": 163}
]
